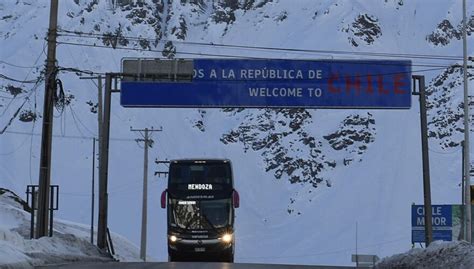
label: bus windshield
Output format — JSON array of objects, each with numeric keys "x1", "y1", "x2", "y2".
[
  {"x1": 170, "y1": 198, "x2": 232, "y2": 230},
  {"x1": 169, "y1": 162, "x2": 231, "y2": 185}
]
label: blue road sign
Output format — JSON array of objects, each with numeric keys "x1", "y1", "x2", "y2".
[
  {"x1": 411, "y1": 205, "x2": 453, "y2": 243},
  {"x1": 120, "y1": 59, "x2": 412, "y2": 108}
]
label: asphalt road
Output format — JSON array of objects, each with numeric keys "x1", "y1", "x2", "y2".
[{"x1": 37, "y1": 262, "x2": 356, "y2": 269}]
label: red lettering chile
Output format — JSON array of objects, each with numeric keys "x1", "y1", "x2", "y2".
[{"x1": 328, "y1": 73, "x2": 408, "y2": 95}]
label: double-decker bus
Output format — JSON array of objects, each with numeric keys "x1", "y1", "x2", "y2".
[{"x1": 161, "y1": 159, "x2": 239, "y2": 262}]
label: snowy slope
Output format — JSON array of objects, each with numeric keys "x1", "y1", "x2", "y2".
[
  {"x1": 0, "y1": 0, "x2": 473, "y2": 266},
  {"x1": 376, "y1": 241, "x2": 474, "y2": 269},
  {"x1": 0, "y1": 188, "x2": 140, "y2": 268}
]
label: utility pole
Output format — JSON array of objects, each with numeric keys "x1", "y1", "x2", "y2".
[
  {"x1": 98, "y1": 75, "x2": 103, "y2": 170},
  {"x1": 461, "y1": 141, "x2": 466, "y2": 241},
  {"x1": 91, "y1": 138, "x2": 96, "y2": 244},
  {"x1": 462, "y1": 0, "x2": 471, "y2": 243},
  {"x1": 131, "y1": 127, "x2": 162, "y2": 261},
  {"x1": 36, "y1": 0, "x2": 59, "y2": 238},
  {"x1": 462, "y1": 0, "x2": 472, "y2": 243},
  {"x1": 413, "y1": 75, "x2": 433, "y2": 246}
]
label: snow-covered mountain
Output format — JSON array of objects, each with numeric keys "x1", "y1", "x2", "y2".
[{"x1": 0, "y1": 0, "x2": 473, "y2": 266}]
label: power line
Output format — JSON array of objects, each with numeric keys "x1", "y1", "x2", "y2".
[
  {"x1": 55, "y1": 60, "x2": 448, "y2": 86},
  {"x1": 54, "y1": 40, "x2": 458, "y2": 74},
  {"x1": 54, "y1": 53, "x2": 449, "y2": 85},
  {"x1": 56, "y1": 29, "x2": 464, "y2": 61},
  {"x1": 0, "y1": 42, "x2": 46, "y2": 131},
  {"x1": 0, "y1": 60, "x2": 42, "y2": 69},
  {"x1": 68, "y1": 105, "x2": 97, "y2": 136},
  {"x1": 3, "y1": 129, "x2": 135, "y2": 141},
  {"x1": 1, "y1": 95, "x2": 32, "y2": 134},
  {"x1": 68, "y1": 105, "x2": 87, "y2": 138},
  {"x1": 0, "y1": 41, "x2": 46, "y2": 86},
  {"x1": 0, "y1": 95, "x2": 16, "y2": 99},
  {"x1": 0, "y1": 80, "x2": 43, "y2": 132},
  {"x1": 0, "y1": 127, "x2": 32, "y2": 156},
  {"x1": 56, "y1": 40, "x2": 268, "y2": 59},
  {"x1": 0, "y1": 73, "x2": 40, "y2": 84},
  {"x1": 0, "y1": 98, "x2": 16, "y2": 118}
]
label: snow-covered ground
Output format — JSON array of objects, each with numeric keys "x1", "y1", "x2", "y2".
[
  {"x1": 0, "y1": 188, "x2": 141, "y2": 268},
  {"x1": 376, "y1": 241, "x2": 474, "y2": 269}
]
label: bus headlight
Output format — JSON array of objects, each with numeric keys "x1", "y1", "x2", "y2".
[
  {"x1": 169, "y1": 235, "x2": 178, "y2": 242},
  {"x1": 221, "y1": 233, "x2": 232, "y2": 243}
]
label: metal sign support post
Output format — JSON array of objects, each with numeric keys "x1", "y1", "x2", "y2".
[
  {"x1": 27, "y1": 185, "x2": 59, "y2": 239},
  {"x1": 98, "y1": 73, "x2": 114, "y2": 250},
  {"x1": 412, "y1": 75, "x2": 433, "y2": 246},
  {"x1": 26, "y1": 185, "x2": 37, "y2": 239},
  {"x1": 97, "y1": 64, "x2": 193, "y2": 251}
]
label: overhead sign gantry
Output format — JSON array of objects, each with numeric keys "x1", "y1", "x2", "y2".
[{"x1": 97, "y1": 58, "x2": 417, "y2": 251}]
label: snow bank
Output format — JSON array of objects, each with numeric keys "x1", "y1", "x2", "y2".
[
  {"x1": 376, "y1": 241, "x2": 474, "y2": 269},
  {"x1": 0, "y1": 188, "x2": 141, "y2": 268}
]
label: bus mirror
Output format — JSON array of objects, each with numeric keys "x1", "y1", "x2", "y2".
[
  {"x1": 161, "y1": 190, "x2": 167, "y2": 209},
  {"x1": 233, "y1": 190, "x2": 240, "y2": 208}
]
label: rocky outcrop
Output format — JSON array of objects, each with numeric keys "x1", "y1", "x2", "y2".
[
  {"x1": 193, "y1": 109, "x2": 206, "y2": 132},
  {"x1": 427, "y1": 66, "x2": 474, "y2": 149},
  {"x1": 427, "y1": 16, "x2": 474, "y2": 46},
  {"x1": 343, "y1": 14, "x2": 382, "y2": 47},
  {"x1": 324, "y1": 113, "x2": 376, "y2": 155},
  {"x1": 219, "y1": 109, "x2": 376, "y2": 190},
  {"x1": 5, "y1": 85, "x2": 23, "y2": 97},
  {"x1": 220, "y1": 109, "x2": 329, "y2": 188}
]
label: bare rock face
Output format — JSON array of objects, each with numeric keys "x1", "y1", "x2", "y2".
[
  {"x1": 343, "y1": 14, "x2": 382, "y2": 47},
  {"x1": 427, "y1": 66, "x2": 474, "y2": 149},
  {"x1": 220, "y1": 108, "x2": 328, "y2": 188},
  {"x1": 213, "y1": 0, "x2": 239, "y2": 25},
  {"x1": 170, "y1": 15, "x2": 187, "y2": 40},
  {"x1": 427, "y1": 19, "x2": 461, "y2": 46},
  {"x1": 219, "y1": 109, "x2": 376, "y2": 189},
  {"x1": 67, "y1": 0, "x2": 165, "y2": 50},
  {"x1": 427, "y1": 16, "x2": 474, "y2": 46},
  {"x1": 66, "y1": 0, "x2": 277, "y2": 54},
  {"x1": 5, "y1": 85, "x2": 23, "y2": 97},
  {"x1": 324, "y1": 113, "x2": 376, "y2": 155},
  {"x1": 192, "y1": 109, "x2": 207, "y2": 132}
]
